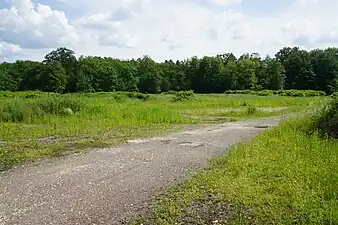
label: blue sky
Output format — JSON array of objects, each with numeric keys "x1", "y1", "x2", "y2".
[{"x1": 0, "y1": 0, "x2": 337, "y2": 62}]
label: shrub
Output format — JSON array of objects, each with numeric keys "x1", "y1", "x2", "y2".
[
  {"x1": 247, "y1": 106, "x2": 257, "y2": 115},
  {"x1": 0, "y1": 91, "x2": 50, "y2": 99},
  {"x1": 165, "y1": 90, "x2": 177, "y2": 95},
  {"x1": 225, "y1": 90, "x2": 256, "y2": 95},
  {"x1": 309, "y1": 97, "x2": 338, "y2": 138},
  {"x1": 257, "y1": 90, "x2": 273, "y2": 96},
  {"x1": 126, "y1": 92, "x2": 150, "y2": 101},
  {"x1": 111, "y1": 93, "x2": 127, "y2": 102},
  {"x1": 172, "y1": 90, "x2": 196, "y2": 102}
]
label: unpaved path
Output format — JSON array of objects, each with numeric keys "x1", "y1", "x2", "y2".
[{"x1": 0, "y1": 116, "x2": 287, "y2": 225}]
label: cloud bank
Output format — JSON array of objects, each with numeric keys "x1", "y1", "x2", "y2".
[{"x1": 0, "y1": 0, "x2": 337, "y2": 61}]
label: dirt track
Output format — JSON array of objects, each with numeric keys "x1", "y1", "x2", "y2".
[{"x1": 0, "y1": 116, "x2": 287, "y2": 225}]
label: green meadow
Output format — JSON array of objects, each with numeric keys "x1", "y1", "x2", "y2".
[{"x1": 0, "y1": 91, "x2": 322, "y2": 169}]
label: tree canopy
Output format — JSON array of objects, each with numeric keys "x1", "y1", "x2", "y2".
[{"x1": 1, "y1": 46, "x2": 338, "y2": 94}]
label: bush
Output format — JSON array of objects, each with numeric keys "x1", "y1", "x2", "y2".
[
  {"x1": 0, "y1": 91, "x2": 51, "y2": 99},
  {"x1": 309, "y1": 97, "x2": 338, "y2": 138},
  {"x1": 111, "y1": 93, "x2": 127, "y2": 102},
  {"x1": 247, "y1": 106, "x2": 257, "y2": 115},
  {"x1": 172, "y1": 90, "x2": 196, "y2": 102},
  {"x1": 164, "y1": 90, "x2": 177, "y2": 95},
  {"x1": 331, "y1": 92, "x2": 338, "y2": 97},
  {"x1": 257, "y1": 90, "x2": 273, "y2": 96},
  {"x1": 126, "y1": 92, "x2": 150, "y2": 101},
  {"x1": 280, "y1": 90, "x2": 305, "y2": 97},
  {"x1": 224, "y1": 90, "x2": 256, "y2": 95}
]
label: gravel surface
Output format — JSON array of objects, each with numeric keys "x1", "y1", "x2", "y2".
[{"x1": 0, "y1": 116, "x2": 287, "y2": 225}]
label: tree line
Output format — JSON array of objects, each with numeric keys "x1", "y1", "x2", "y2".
[{"x1": 1, "y1": 47, "x2": 338, "y2": 94}]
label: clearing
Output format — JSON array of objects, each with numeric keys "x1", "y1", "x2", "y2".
[{"x1": 0, "y1": 92, "x2": 321, "y2": 170}]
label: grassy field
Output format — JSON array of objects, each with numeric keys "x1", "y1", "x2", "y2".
[
  {"x1": 130, "y1": 116, "x2": 338, "y2": 225},
  {"x1": 0, "y1": 91, "x2": 323, "y2": 170}
]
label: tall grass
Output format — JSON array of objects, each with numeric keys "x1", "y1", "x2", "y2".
[
  {"x1": 0, "y1": 96, "x2": 85, "y2": 122},
  {"x1": 309, "y1": 96, "x2": 338, "y2": 138}
]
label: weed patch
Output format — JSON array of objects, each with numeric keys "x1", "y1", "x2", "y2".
[
  {"x1": 309, "y1": 97, "x2": 338, "y2": 138},
  {"x1": 247, "y1": 106, "x2": 257, "y2": 115},
  {"x1": 172, "y1": 90, "x2": 196, "y2": 102}
]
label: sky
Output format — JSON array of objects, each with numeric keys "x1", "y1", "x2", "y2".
[{"x1": 0, "y1": 0, "x2": 338, "y2": 62}]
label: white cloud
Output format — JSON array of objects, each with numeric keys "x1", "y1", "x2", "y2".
[
  {"x1": 0, "y1": 41, "x2": 22, "y2": 61},
  {"x1": 295, "y1": 0, "x2": 318, "y2": 5},
  {"x1": 0, "y1": 0, "x2": 79, "y2": 50},
  {"x1": 1, "y1": 0, "x2": 338, "y2": 62},
  {"x1": 210, "y1": 0, "x2": 243, "y2": 5}
]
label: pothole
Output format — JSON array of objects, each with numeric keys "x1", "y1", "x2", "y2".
[
  {"x1": 160, "y1": 140, "x2": 171, "y2": 145},
  {"x1": 178, "y1": 142, "x2": 205, "y2": 147},
  {"x1": 254, "y1": 125, "x2": 270, "y2": 129}
]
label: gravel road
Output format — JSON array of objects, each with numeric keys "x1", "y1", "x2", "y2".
[{"x1": 0, "y1": 116, "x2": 287, "y2": 225}]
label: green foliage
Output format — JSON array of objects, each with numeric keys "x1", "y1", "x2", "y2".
[
  {"x1": 165, "y1": 90, "x2": 177, "y2": 95},
  {"x1": 331, "y1": 92, "x2": 338, "y2": 97},
  {"x1": 279, "y1": 90, "x2": 326, "y2": 97},
  {"x1": 225, "y1": 89, "x2": 326, "y2": 97},
  {"x1": 257, "y1": 90, "x2": 273, "y2": 96},
  {"x1": 172, "y1": 90, "x2": 196, "y2": 102},
  {"x1": 247, "y1": 106, "x2": 257, "y2": 115},
  {"x1": 224, "y1": 90, "x2": 256, "y2": 95},
  {"x1": 234, "y1": 58, "x2": 259, "y2": 90},
  {"x1": 0, "y1": 96, "x2": 85, "y2": 122},
  {"x1": 310, "y1": 48, "x2": 338, "y2": 94},
  {"x1": 0, "y1": 90, "x2": 47, "y2": 98},
  {"x1": 137, "y1": 56, "x2": 162, "y2": 94},
  {"x1": 126, "y1": 92, "x2": 150, "y2": 101},
  {"x1": 276, "y1": 47, "x2": 316, "y2": 90},
  {"x1": 2, "y1": 46, "x2": 338, "y2": 96},
  {"x1": 260, "y1": 57, "x2": 285, "y2": 90},
  {"x1": 43, "y1": 47, "x2": 78, "y2": 93},
  {"x1": 309, "y1": 97, "x2": 338, "y2": 138}
]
